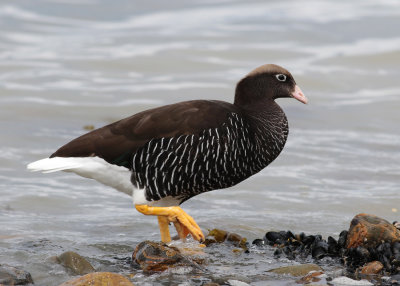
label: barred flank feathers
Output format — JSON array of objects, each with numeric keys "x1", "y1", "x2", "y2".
[{"x1": 131, "y1": 112, "x2": 288, "y2": 203}]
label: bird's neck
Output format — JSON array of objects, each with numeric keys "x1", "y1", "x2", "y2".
[{"x1": 240, "y1": 100, "x2": 289, "y2": 164}]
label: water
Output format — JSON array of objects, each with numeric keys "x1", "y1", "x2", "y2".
[{"x1": 1, "y1": 0, "x2": 399, "y2": 285}]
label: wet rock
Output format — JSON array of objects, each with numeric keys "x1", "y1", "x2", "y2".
[
  {"x1": 260, "y1": 230, "x2": 337, "y2": 261},
  {"x1": 273, "y1": 248, "x2": 283, "y2": 257},
  {"x1": 361, "y1": 261, "x2": 384, "y2": 275},
  {"x1": 264, "y1": 231, "x2": 285, "y2": 245},
  {"x1": 300, "y1": 234, "x2": 313, "y2": 245},
  {"x1": 264, "y1": 231, "x2": 295, "y2": 246},
  {"x1": 296, "y1": 270, "x2": 324, "y2": 284},
  {"x1": 205, "y1": 229, "x2": 248, "y2": 251},
  {"x1": 0, "y1": 264, "x2": 34, "y2": 285},
  {"x1": 348, "y1": 246, "x2": 370, "y2": 266},
  {"x1": 341, "y1": 214, "x2": 400, "y2": 274},
  {"x1": 328, "y1": 236, "x2": 340, "y2": 256},
  {"x1": 338, "y1": 230, "x2": 348, "y2": 248},
  {"x1": 168, "y1": 241, "x2": 207, "y2": 266},
  {"x1": 227, "y1": 279, "x2": 250, "y2": 286},
  {"x1": 312, "y1": 239, "x2": 329, "y2": 259},
  {"x1": 252, "y1": 238, "x2": 264, "y2": 247},
  {"x1": 207, "y1": 229, "x2": 228, "y2": 243},
  {"x1": 58, "y1": 272, "x2": 133, "y2": 286},
  {"x1": 56, "y1": 251, "x2": 95, "y2": 275},
  {"x1": 268, "y1": 263, "x2": 322, "y2": 276},
  {"x1": 346, "y1": 213, "x2": 400, "y2": 249},
  {"x1": 282, "y1": 246, "x2": 295, "y2": 260},
  {"x1": 226, "y1": 233, "x2": 247, "y2": 250},
  {"x1": 131, "y1": 241, "x2": 200, "y2": 272}
]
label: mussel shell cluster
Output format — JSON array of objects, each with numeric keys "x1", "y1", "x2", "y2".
[
  {"x1": 252, "y1": 230, "x2": 400, "y2": 275},
  {"x1": 344, "y1": 241, "x2": 400, "y2": 274},
  {"x1": 253, "y1": 230, "x2": 347, "y2": 260}
]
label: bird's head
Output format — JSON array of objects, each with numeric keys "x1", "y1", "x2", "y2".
[{"x1": 234, "y1": 64, "x2": 308, "y2": 108}]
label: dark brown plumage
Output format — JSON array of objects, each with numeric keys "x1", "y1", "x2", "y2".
[
  {"x1": 51, "y1": 100, "x2": 239, "y2": 169},
  {"x1": 32, "y1": 64, "x2": 308, "y2": 205}
]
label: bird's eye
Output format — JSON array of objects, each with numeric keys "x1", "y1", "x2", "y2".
[{"x1": 275, "y1": 74, "x2": 287, "y2": 82}]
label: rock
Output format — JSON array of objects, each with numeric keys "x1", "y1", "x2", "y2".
[
  {"x1": 312, "y1": 239, "x2": 329, "y2": 259},
  {"x1": 207, "y1": 229, "x2": 228, "y2": 243},
  {"x1": 268, "y1": 263, "x2": 322, "y2": 277},
  {"x1": 360, "y1": 261, "x2": 384, "y2": 275},
  {"x1": 57, "y1": 251, "x2": 95, "y2": 275},
  {"x1": 58, "y1": 272, "x2": 133, "y2": 286},
  {"x1": 264, "y1": 231, "x2": 285, "y2": 245},
  {"x1": 345, "y1": 240, "x2": 400, "y2": 273},
  {"x1": 338, "y1": 230, "x2": 348, "y2": 248},
  {"x1": 346, "y1": 213, "x2": 400, "y2": 249},
  {"x1": 252, "y1": 238, "x2": 265, "y2": 247},
  {"x1": 327, "y1": 236, "x2": 340, "y2": 256},
  {"x1": 330, "y1": 276, "x2": 373, "y2": 285},
  {"x1": 226, "y1": 233, "x2": 247, "y2": 250},
  {"x1": 227, "y1": 279, "x2": 250, "y2": 286},
  {"x1": 131, "y1": 241, "x2": 200, "y2": 272},
  {"x1": 296, "y1": 270, "x2": 324, "y2": 284},
  {"x1": 260, "y1": 230, "x2": 343, "y2": 261},
  {"x1": 0, "y1": 264, "x2": 34, "y2": 285},
  {"x1": 205, "y1": 229, "x2": 248, "y2": 250}
]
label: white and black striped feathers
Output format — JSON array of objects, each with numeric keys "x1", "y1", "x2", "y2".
[{"x1": 131, "y1": 111, "x2": 288, "y2": 203}]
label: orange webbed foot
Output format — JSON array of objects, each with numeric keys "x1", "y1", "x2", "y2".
[{"x1": 135, "y1": 205, "x2": 205, "y2": 243}]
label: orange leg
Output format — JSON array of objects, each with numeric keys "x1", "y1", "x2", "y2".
[
  {"x1": 173, "y1": 221, "x2": 190, "y2": 242},
  {"x1": 135, "y1": 205, "x2": 204, "y2": 243},
  {"x1": 157, "y1": 216, "x2": 171, "y2": 243}
]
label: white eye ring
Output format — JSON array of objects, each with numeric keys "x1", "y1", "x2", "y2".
[{"x1": 275, "y1": 74, "x2": 287, "y2": 82}]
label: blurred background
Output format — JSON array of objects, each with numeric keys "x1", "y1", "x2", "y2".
[{"x1": 0, "y1": 0, "x2": 399, "y2": 285}]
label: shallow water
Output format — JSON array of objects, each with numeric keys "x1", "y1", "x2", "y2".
[{"x1": 0, "y1": 0, "x2": 399, "y2": 285}]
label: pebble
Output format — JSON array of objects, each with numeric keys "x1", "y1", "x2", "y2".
[
  {"x1": 360, "y1": 261, "x2": 384, "y2": 275},
  {"x1": 58, "y1": 272, "x2": 133, "y2": 286}
]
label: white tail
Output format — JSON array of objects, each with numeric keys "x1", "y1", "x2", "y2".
[
  {"x1": 27, "y1": 157, "x2": 84, "y2": 173},
  {"x1": 27, "y1": 156, "x2": 133, "y2": 195}
]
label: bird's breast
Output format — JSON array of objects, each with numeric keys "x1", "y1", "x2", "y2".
[{"x1": 130, "y1": 112, "x2": 288, "y2": 203}]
